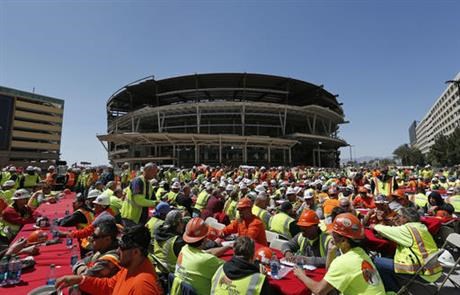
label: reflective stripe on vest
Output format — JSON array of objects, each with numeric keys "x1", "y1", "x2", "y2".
[
  {"x1": 394, "y1": 225, "x2": 442, "y2": 276},
  {"x1": 252, "y1": 206, "x2": 270, "y2": 228},
  {"x1": 269, "y1": 212, "x2": 294, "y2": 239},
  {"x1": 297, "y1": 232, "x2": 329, "y2": 257},
  {"x1": 154, "y1": 235, "x2": 178, "y2": 273},
  {"x1": 195, "y1": 191, "x2": 210, "y2": 210},
  {"x1": 211, "y1": 265, "x2": 264, "y2": 295},
  {"x1": 76, "y1": 208, "x2": 95, "y2": 229}
]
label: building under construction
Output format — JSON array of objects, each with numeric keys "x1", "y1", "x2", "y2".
[{"x1": 98, "y1": 73, "x2": 348, "y2": 167}]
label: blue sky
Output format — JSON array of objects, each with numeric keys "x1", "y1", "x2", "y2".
[{"x1": 1, "y1": 1, "x2": 459, "y2": 165}]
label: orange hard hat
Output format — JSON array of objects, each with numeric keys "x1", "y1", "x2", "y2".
[
  {"x1": 27, "y1": 230, "x2": 48, "y2": 245},
  {"x1": 183, "y1": 217, "x2": 209, "y2": 243},
  {"x1": 391, "y1": 189, "x2": 405, "y2": 199},
  {"x1": 256, "y1": 247, "x2": 273, "y2": 264},
  {"x1": 329, "y1": 213, "x2": 364, "y2": 240},
  {"x1": 297, "y1": 210, "x2": 320, "y2": 227},
  {"x1": 237, "y1": 197, "x2": 252, "y2": 209},
  {"x1": 207, "y1": 227, "x2": 221, "y2": 241},
  {"x1": 63, "y1": 188, "x2": 71, "y2": 195},
  {"x1": 435, "y1": 210, "x2": 449, "y2": 219}
]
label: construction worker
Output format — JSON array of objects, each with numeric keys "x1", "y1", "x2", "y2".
[
  {"x1": 352, "y1": 186, "x2": 376, "y2": 209},
  {"x1": 65, "y1": 168, "x2": 76, "y2": 190},
  {"x1": 72, "y1": 220, "x2": 121, "y2": 278},
  {"x1": 372, "y1": 207, "x2": 442, "y2": 292},
  {"x1": 371, "y1": 168, "x2": 398, "y2": 197},
  {"x1": 222, "y1": 198, "x2": 268, "y2": 245},
  {"x1": 211, "y1": 236, "x2": 275, "y2": 295},
  {"x1": 146, "y1": 201, "x2": 171, "y2": 241},
  {"x1": 121, "y1": 162, "x2": 158, "y2": 227},
  {"x1": 166, "y1": 181, "x2": 181, "y2": 205},
  {"x1": 45, "y1": 165, "x2": 57, "y2": 187},
  {"x1": 0, "y1": 189, "x2": 40, "y2": 244},
  {"x1": 56, "y1": 225, "x2": 163, "y2": 294},
  {"x1": 120, "y1": 162, "x2": 131, "y2": 189},
  {"x1": 0, "y1": 180, "x2": 16, "y2": 205},
  {"x1": 282, "y1": 210, "x2": 333, "y2": 267},
  {"x1": 223, "y1": 190, "x2": 238, "y2": 221},
  {"x1": 269, "y1": 201, "x2": 299, "y2": 239},
  {"x1": 323, "y1": 187, "x2": 340, "y2": 218},
  {"x1": 251, "y1": 192, "x2": 272, "y2": 229},
  {"x1": 194, "y1": 182, "x2": 213, "y2": 215},
  {"x1": 153, "y1": 210, "x2": 186, "y2": 273},
  {"x1": 20, "y1": 166, "x2": 40, "y2": 190},
  {"x1": 293, "y1": 213, "x2": 386, "y2": 295},
  {"x1": 171, "y1": 217, "x2": 229, "y2": 295},
  {"x1": 58, "y1": 193, "x2": 94, "y2": 229},
  {"x1": 447, "y1": 187, "x2": 460, "y2": 213}
]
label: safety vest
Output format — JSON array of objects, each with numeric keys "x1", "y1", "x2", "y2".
[
  {"x1": 167, "y1": 191, "x2": 179, "y2": 205},
  {"x1": 155, "y1": 187, "x2": 166, "y2": 200},
  {"x1": 393, "y1": 223, "x2": 442, "y2": 281},
  {"x1": 195, "y1": 190, "x2": 210, "y2": 210},
  {"x1": 76, "y1": 208, "x2": 95, "y2": 249},
  {"x1": 23, "y1": 173, "x2": 39, "y2": 188},
  {"x1": 373, "y1": 177, "x2": 394, "y2": 196},
  {"x1": 251, "y1": 205, "x2": 271, "y2": 229},
  {"x1": 448, "y1": 195, "x2": 460, "y2": 213},
  {"x1": 269, "y1": 212, "x2": 295, "y2": 239},
  {"x1": 210, "y1": 265, "x2": 265, "y2": 295},
  {"x1": 146, "y1": 217, "x2": 164, "y2": 239},
  {"x1": 153, "y1": 235, "x2": 178, "y2": 273},
  {"x1": 120, "y1": 176, "x2": 152, "y2": 224},
  {"x1": 0, "y1": 189, "x2": 14, "y2": 205},
  {"x1": 66, "y1": 172, "x2": 76, "y2": 187},
  {"x1": 297, "y1": 232, "x2": 330, "y2": 257},
  {"x1": 0, "y1": 211, "x2": 22, "y2": 240},
  {"x1": 414, "y1": 193, "x2": 428, "y2": 208},
  {"x1": 224, "y1": 199, "x2": 237, "y2": 220},
  {"x1": 45, "y1": 172, "x2": 56, "y2": 185}
]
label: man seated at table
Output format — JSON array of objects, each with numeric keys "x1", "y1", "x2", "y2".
[
  {"x1": 269, "y1": 201, "x2": 300, "y2": 240},
  {"x1": 171, "y1": 217, "x2": 230, "y2": 295},
  {"x1": 282, "y1": 210, "x2": 332, "y2": 267},
  {"x1": 211, "y1": 236, "x2": 276, "y2": 295},
  {"x1": 371, "y1": 207, "x2": 442, "y2": 292},
  {"x1": 362, "y1": 195, "x2": 396, "y2": 227},
  {"x1": 58, "y1": 193, "x2": 94, "y2": 228},
  {"x1": 352, "y1": 186, "x2": 376, "y2": 209},
  {"x1": 152, "y1": 210, "x2": 186, "y2": 273},
  {"x1": 251, "y1": 192, "x2": 272, "y2": 229},
  {"x1": 293, "y1": 213, "x2": 386, "y2": 295},
  {"x1": 221, "y1": 198, "x2": 268, "y2": 246},
  {"x1": 0, "y1": 189, "x2": 40, "y2": 247},
  {"x1": 73, "y1": 220, "x2": 121, "y2": 278},
  {"x1": 146, "y1": 201, "x2": 171, "y2": 241},
  {"x1": 56, "y1": 225, "x2": 163, "y2": 294}
]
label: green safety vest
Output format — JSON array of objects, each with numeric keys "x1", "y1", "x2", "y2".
[
  {"x1": 297, "y1": 232, "x2": 330, "y2": 257},
  {"x1": 155, "y1": 187, "x2": 166, "y2": 200},
  {"x1": 167, "y1": 191, "x2": 179, "y2": 205},
  {"x1": 0, "y1": 211, "x2": 22, "y2": 241},
  {"x1": 195, "y1": 190, "x2": 210, "y2": 210},
  {"x1": 120, "y1": 176, "x2": 153, "y2": 224},
  {"x1": 449, "y1": 195, "x2": 460, "y2": 213},
  {"x1": 22, "y1": 173, "x2": 39, "y2": 188},
  {"x1": 153, "y1": 235, "x2": 178, "y2": 273},
  {"x1": 210, "y1": 265, "x2": 265, "y2": 295},
  {"x1": 269, "y1": 212, "x2": 295, "y2": 239},
  {"x1": 251, "y1": 206, "x2": 271, "y2": 229},
  {"x1": 414, "y1": 193, "x2": 428, "y2": 208},
  {"x1": 0, "y1": 189, "x2": 14, "y2": 205},
  {"x1": 394, "y1": 223, "x2": 442, "y2": 282},
  {"x1": 146, "y1": 217, "x2": 164, "y2": 240},
  {"x1": 224, "y1": 199, "x2": 237, "y2": 220}
]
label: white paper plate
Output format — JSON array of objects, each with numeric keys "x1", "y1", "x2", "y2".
[{"x1": 221, "y1": 241, "x2": 234, "y2": 247}]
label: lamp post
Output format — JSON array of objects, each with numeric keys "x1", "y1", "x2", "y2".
[
  {"x1": 349, "y1": 144, "x2": 354, "y2": 165},
  {"x1": 318, "y1": 141, "x2": 322, "y2": 167}
]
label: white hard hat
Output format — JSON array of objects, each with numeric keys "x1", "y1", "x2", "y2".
[
  {"x1": 255, "y1": 185, "x2": 266, "y2": 193},
  {"x1": 286, "y1": 187, "x2": 296, "y2": 195},
  {"x1": 171, "y1": 182, "x2": 181, "y2": 189},
  {"x1": 12, "y1": 189, "x2": 31, "y2": 200},
  {"x1": 218, "y1": 182, "x2": 226, "y2": 188},
  {"x1": 26, "y1": 166, "x2": 34, "y2": 171},
  {"x1": 93, "y1": 193, "x2": 111, "y2": 206},
  {"x1": 2, "y1": 180, "x2": 15, "y2": 187},
  {"x1": 226, "y1": 184, "x2": 234, "y2": 191},
  {"x1": 239, "y1": 182, "x2": 247, "y2": 190},
  {"x1": 48, "y1": 165, "x2": 55, "y2": 170},
  {"x1": 87, "y1": 189, "x2": 101, "y2": 199},
  {"x1": 8, "y1": 166, "x2": 17, "y2": 172},
  {"x1": 303, "y1": 190, "x2": 314, "y2": 199}
]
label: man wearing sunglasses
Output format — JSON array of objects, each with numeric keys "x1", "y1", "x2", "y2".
[
  {"x1": 73, "y1": 220, "x2": 121, "y2": 278},
  {"x1": 56, "y1": 225, "x2": 163, "y2": 294}
]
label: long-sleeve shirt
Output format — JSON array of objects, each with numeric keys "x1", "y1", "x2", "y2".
[
  {"x1": 80, "y1": 258, "x2": 163, "y2": 295},
  {"x1": 2, "y1": 205, "x2": 38, "y2": 225},
  {"x1": 222, "y1": 215, "x2": 268, "y2": 246}
]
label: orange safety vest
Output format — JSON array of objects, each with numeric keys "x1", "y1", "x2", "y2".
[
  {"x1": 66, "y1": 172, "x2": 76, "y2": 187},
  {"x1": 45, "y1": 172, "x2": 56, "y2": 185}
]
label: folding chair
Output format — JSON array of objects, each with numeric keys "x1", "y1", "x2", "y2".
[
  {"x1": 168, "y1": 272, "x2": 198, "y2": 295},
  {"x1": 265, "y1": 230, "x2": 279, "y2": 244},
  {"x1": 436, "y1": 233, "x2": 460, "y2": 292},
  {"x1": 204, "y1": 217, "x2": 218, "y2": 225},
  {"x1": 270, "y1": 238, "x2": 288, "y2": 251}
]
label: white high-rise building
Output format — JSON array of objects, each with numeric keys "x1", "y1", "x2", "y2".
[{"x1": 414, "y1": 72, "x2": 460, "y2": 154}]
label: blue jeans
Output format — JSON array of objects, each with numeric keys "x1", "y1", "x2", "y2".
[{"x1": 374, "y1": 257, "x2": 425, "y2": 292}]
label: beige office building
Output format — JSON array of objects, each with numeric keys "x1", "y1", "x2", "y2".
[
  {"x1": 0, "y1": 86, "x2": 64, "y2": 168},
  {"x1": 414, "y1": 72, "x2": 460, "y2": 154}
]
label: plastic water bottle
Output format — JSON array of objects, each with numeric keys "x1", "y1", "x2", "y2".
[
  {"x1": 7, "y1": 255, "x2": 21, "y2": 285},
  {"x1": 70, "y1": 245, "x2": 79, "y2": 266},
  {"x1": 65, "y1": 204, "x2": 70, "y2": 216},
  {"x1": 0, "y1": 257, "x2": 9, "y2": 286},
  {"x1": 46, "y1": 264, "x2": 56, "y2": 285},
  {"x1": 66, "y1": 236, "x2": 73, "y2": 249},
  {"x1": 270, "y1": 254, "x2": 280, "y2": 280},
  {"x1": 51, "y1": 212, "x2": 59, "y2": 238}
]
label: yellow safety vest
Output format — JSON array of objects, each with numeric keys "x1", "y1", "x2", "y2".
[
  {"x1": 23, "y1": 173, "x2": 39, "y2": 188},
  {"x1": 373, "y1": 177, "x2": 394, "y2": 196},
  {"x1": 0, "y1": 217, "x2": 21, "y2": 240},
  {"x1": 153, "y1": 235, "x2": 178, "y2": 273},
  {"x1": 269, "y1": 212, "x2": 294, "y2": 239},
  {"x1": 120, "y1": 176, "x2": 152, "y2": 224},
  {"x1": 251, "y1": 206, "x2": 271, "y2": 229},
  {"x1": 210, "y1": 265, "x2": 265, "y2": 295},
  {"x1": 195, "y1": 190, "x2": 210, "y2": 210},
  {"x1": 146, "y1": 217, "x2": 164, "y2": 240},
  {"x1": 167, "y1": 191, "x2": 179, "y2": 205},
  {"x1": 414, "y1": 193, "x2": 428, "y2": 208},
  {"x1": 297, "y1": 232, "x2": 330, "y2": 257},
  {"x1": 448, "y1": 195, "x2": 460, "y2": 213},
  {"x1": 224, "y1": 199, "x2": 237, "y2": 220},
  {"x1": 393, "y1": 223, "x2": 442, "y2": 282}
]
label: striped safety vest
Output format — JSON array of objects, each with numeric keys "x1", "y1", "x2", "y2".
[{"x1": 210, "y1": 265, "x2": 265, "y2": 295}]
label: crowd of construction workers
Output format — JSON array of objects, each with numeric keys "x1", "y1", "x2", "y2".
[{"x1": 1, "y1": 162, "x2": 459, "y2": 294}]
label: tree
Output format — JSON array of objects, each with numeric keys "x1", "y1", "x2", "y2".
[
  {"x1": 393, "y1": 144, "x2": 425, "y2": 166},
  {"x1": 427, "y1": 126, "x2": 460, "y2": 166}
]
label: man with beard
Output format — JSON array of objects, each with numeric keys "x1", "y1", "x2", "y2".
[{"x1": 56, "y1": 225, "x2": 163, "y2": 294}]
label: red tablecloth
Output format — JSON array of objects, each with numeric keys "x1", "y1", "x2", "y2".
[
  {"x1": 364, "y1": 229, "x2": 397, "y2": 256},
  {"x1": 420, "y1": 216, "x2": 443, "y2": 235},
  {"x1": 219, "y1": 243, "x2": 326, "y2": 295},
  {"x1": 6, "y1": 193, "x2": 78, "y2": 294}
]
